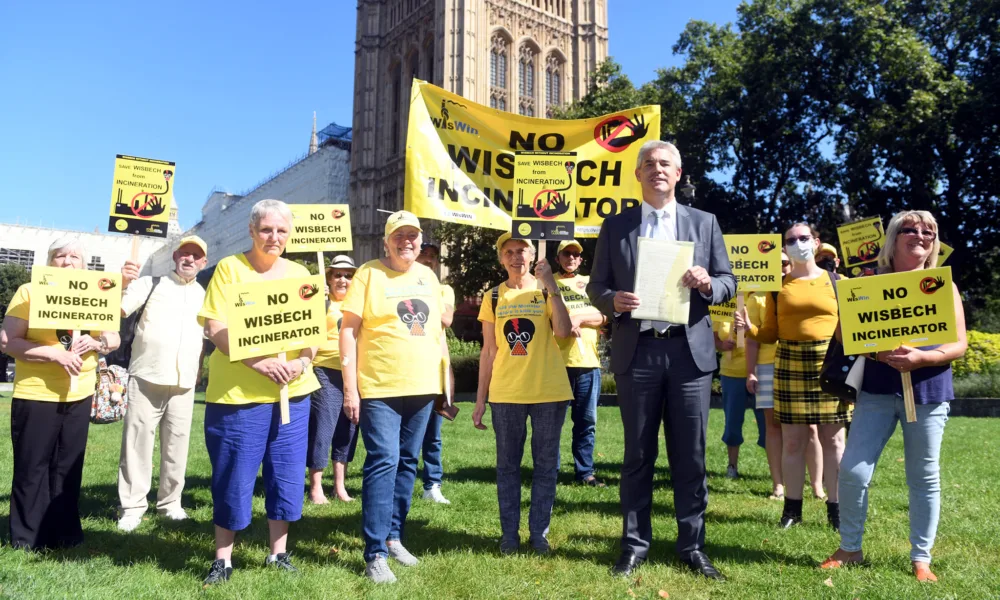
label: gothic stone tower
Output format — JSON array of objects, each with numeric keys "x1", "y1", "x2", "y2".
[{"x1": 350, "y1": 0, "x2": 609, "y2": 260}]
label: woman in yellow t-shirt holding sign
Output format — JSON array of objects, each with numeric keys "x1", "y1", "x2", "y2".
[
  {"x1": 198, "y1": 200, "x2": 321, "y2": 587},
  {"x1": 339, "y1": 210, "x2": 444, "y2": 584},
  {"x1": 554, "y1": 239, "x2": 607, "y2": 487},
  {"x1": 473, "y1": 232, "x2": 573, "y2": 556},
  {"x1": 1, "y1": 238, "x2": 121, "y2": 551}
]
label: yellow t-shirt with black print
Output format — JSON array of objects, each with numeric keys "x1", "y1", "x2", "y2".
[
  {"x1": 555, "y1": 274, "x2": 601, "y2": 369},
  {"x1": 5, "y1": 283, "x2": 100, "y2": 402},
  {"x1": 714, "y1": 318, "x2": 746, "y2": 378},
  {"x1": 198, "y1": 254, "x2": 321, "y2": 405},
  {"x1": 341, "y1": 260, "x2": 443, "y2": 400},
  {"x1": 478, "y1": 284, "x2": 573, "y2": 404},
  {"x1": 313, "y1": 298, "x2": 344, "y2": 370}
]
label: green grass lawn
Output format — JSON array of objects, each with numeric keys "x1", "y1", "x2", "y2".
[{"x1": 0, "y1": 392, "x2": 998, "y2": 599}]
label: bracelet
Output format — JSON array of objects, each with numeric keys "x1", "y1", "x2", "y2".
[{"x1": 298, "y1": 357, "x2": 309, "y2": 372}]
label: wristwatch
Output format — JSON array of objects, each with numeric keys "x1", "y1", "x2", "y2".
[{"x1": 99, "y1": 334, "x2": 110, "y2": 354}]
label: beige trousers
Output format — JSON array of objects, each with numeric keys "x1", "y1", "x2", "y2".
[{"x1": 118, "y1": 376, "x2": 194, "y2": 518}]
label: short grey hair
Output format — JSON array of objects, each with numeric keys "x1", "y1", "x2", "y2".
[
  {"x1": 249, "y1": 199, "x2": 293, "y2": 230},
  {"x1": 635, "y1": 140, "x2": 683, "y2": 171},
  {"x1": 878, "y1": 211, "x2": 940, "y2": 272},
  {"x1": 46, "y1": 237, "x2": 88, "y2": 267}
]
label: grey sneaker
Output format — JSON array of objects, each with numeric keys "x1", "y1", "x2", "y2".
[
  {"x1": 726, "y1": 465, "x2": 739, "y2": 479},
  {"x1": 202, "y1": 559, "x2": 232, "y2": 588},
  {"x1": 264, "y1": 552, "x2": 298, "y2": 573},
  {"x1": 365, "y1": 556, "x2": 397, "y2": 584},
  {"x1": 387, "y1": 541, "x2": 419, "y2": 566},
  {"x1": 422, "y1": 485, "x2": 451, "y2": 504}
]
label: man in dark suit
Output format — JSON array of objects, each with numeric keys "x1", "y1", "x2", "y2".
[{"x1": 587, "y1": 140, "x2": 735, "y2": 580}]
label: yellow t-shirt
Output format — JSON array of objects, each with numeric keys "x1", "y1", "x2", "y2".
[
  {"x1": 749, "y1": 274, "x2": 839, "y2": 344},
  {"x1": 478, "y1": 284, "x2": 573, "y2": 404},
  {"x1": 441, "y1": 284, "x2": 456, "y2": 309},
  {"x1": 746, "y1": 292, "x2": 777, "y2": 366},
  {"x1": 197, "y1": 254, "x2": 321, "y2": 405},
  {"x1": 313, "y1": 298, "x2": 344, "y2": 370},
  {"x1": 714, "y1": 317, "x2": 746, "y2": 378},
  {"x1": 555, "y1": 274, "x2": 601, "y2": 369},
  {"x1": 4, "y1": 283, "x2": 100, "y2": 402},
  {"x1": 341, "y1": 260, "x2": 444, "y2": 400}
]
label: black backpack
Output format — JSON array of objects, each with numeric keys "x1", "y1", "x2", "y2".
[{"x1": 105, "y1": 277, "x2": 161, "y2": 369}]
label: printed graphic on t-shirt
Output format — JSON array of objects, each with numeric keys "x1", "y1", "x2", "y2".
[
  {"x1": 56, "y1": 329, "x2": 73, "y2": 350},
  {"x1": 397, "y1": 299, "x2": 430, "y2": 335},
  {"x1": 503, "y1": 318, "x2": 535, "y2": 356}
]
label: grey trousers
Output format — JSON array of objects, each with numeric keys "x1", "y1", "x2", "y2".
[{"x1": 491, "y1": 401, "x2": 569, "y2": 542}]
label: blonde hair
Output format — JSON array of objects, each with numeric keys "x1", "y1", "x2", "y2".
[
  {"x1": 878, "y1": 211, "x2": 940, "y2": 272},
  {"x1": 46, "y1": 237, "x2": 87, "y2": 267}
]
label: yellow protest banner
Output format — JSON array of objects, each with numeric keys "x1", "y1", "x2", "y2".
[
  {"x1": 938, "y1": 241, "x2": 953, "y2": 265},
  {"x1": 285, "y1": 204, "x2": 353, "y2": 253},
  {"x1": 108, "y1": 155, "x2": 175, "y2": 238},
  {"x1": 512, "y1": 151, "x2": 576, "y2": 241},
  {"x1": 404, "y1": 80, "x2": 659, "y2": 236},
  {"x1": 724, "y1": 234, "x2": 782, "y2": 292},
  {"x1": 709, "y1": 298, "x2": 736, "y2": 325},
  {"x1": 28, "y1": 267, "x2": 122, "y2": 331},
  {"x1": 226, "y1": 276, "x2": 327, "y2": 361},
  {"x1": 837, "y1": 217, "x2": 885, "y2": 276},
  {"x1": 837, "y1": 267, "x2": 956, "y2": 355}
]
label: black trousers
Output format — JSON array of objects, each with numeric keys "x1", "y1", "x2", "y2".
[
  {"x1": 615, "y1": 336, "x2": 712, "y2": 559},
  {"x1": 9, "y1": 397, "x2": 91, "y2": 550}
]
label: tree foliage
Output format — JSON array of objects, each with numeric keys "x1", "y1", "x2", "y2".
[
  {"x1": 435, "y1": 223, "x2": 507, "y2": 301},
  {"x1": 560, "y1": 0, "x2": 999, "y2": 318},
  {"x1": 0, "y1": 263, "x2": 31, "y2": 314}
]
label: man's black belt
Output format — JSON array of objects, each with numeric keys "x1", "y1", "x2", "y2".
[{"x1": 639, "y1": 325, "x2": 686, "y2": 339}]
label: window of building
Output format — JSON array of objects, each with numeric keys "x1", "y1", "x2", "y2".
[
  {"x1": 390, "y1": 63, "x2": 401, "y2": 156},
  {"x1": 490, "y1": 33, "x2": 509, "y2": 112},
  {"x1": 519, "y1": 44, "x2": 537, "y2": 117},
  {"x1": 0, "y1": 247, "x2": 34, "y2": 269},
  {"x1": 87, "y1": 255, "x2": 105, "y2": 271},
  {"x1": 424, "y1": 38, "x2": 434, "y2": 82},
  {"x1": 546, "y1": 54, "x2": 563, "y2": 117}
]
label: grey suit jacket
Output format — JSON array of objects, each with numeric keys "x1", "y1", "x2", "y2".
[{"x1": 586, "y1": 203, "x2": 736, "y2": 375}]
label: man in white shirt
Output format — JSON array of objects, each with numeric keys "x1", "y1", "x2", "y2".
[{"x1": 117, "y1": 236, "x2": 208, "y2": 531}]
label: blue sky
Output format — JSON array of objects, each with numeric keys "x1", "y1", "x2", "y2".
[{"x1": 0, "y1": 0, "x2": 743, "y2": 233}]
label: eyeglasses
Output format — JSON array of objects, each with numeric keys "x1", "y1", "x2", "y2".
[
  {"x1": 330, "y1": 272, "x2": 353, "y2": 280},
  {"x1": 899, "y1": 227, "x2": 937, "y2": 240},
  {"x1": 784, "y1": 235, "x2": 813, "y2": 245},
  {"x1": 561, "y1": 251, "x2": 581, "y2": 258}
]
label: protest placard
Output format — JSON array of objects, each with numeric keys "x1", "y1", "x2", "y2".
[
  {"x1": 285, "y1": 204, "x2": 353, "y2": 253},
  {"x1": 709, "y1": 298, "x2": 737, "y2": 325},
  {"x1": 724, "y1": 234, "x2": 783, "y2": 292},
  {"x1": 938, "y1": 241, "x2": 953, "y2": 265},
  {"x1": 108, "y1": 155, "x2": 175, "y2": 238},
  {"x1": 226, "y1": 276, "x2": 327, "y2": 362},
  {"x1": 512, "y1": 151, "x2": 577, "y2": 243},
  {"x1": 837, "y1": 217, "x2": 885, "y2": 276},
  {"x1": 28, "y1": 267, "x2": 122, "y2": 332}
]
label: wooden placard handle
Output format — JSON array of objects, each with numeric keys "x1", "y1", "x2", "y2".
[
  {"x1": 316, "y1": 251, "x2": 324, "y2": 273},
  {"x1": 130, "y1": 235, "x2": 140, "y2": 263},
  {"x1": 278, "y1": 351, "x2": 290, "y2": 425},
  {"x1": 537, "y1": 240, "x2": 547, "y2": 291},
  {"x1": 69, "y1": 330, "x2": 80, "y2": 393},
  {"x1": 736, "y1": 294, "x2": 745, "y2": 349},
  {"x1": 902, "y1": 371, "x2": 917, "y2": 423}
]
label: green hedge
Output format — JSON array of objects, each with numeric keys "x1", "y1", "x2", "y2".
[{"x1": 952, "y1": 330, "x2": 1000, "y2": 378}]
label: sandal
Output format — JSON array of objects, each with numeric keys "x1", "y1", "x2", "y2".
[
  {"x1": 913, "y1": 562, "x2": 938, "y2": 582},
  {"x1": 768, "y1": 492, "x2": 784, "y2": 500},
  {"x1": 820, "y1": 552, "x2": 864, "y2": 570}
]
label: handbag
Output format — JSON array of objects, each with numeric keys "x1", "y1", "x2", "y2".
[
  {"x1": 92, "y1": 356, "x2": 130, "y2": 424},
  {"x1": 819, "y1": 339, "x2": 866, "y2": 403}
]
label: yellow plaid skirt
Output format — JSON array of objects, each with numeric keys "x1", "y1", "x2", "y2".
[{"x1": 774, "y1": 339, "x2": 853, "y2": 425}]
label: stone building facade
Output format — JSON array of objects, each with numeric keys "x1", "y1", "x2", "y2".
[
  {"x1": 350, "y1": 0, "x2": 608, "y2": 260},
  {"x1": 0, "y1": 222, "x2": 170, "y2": 275}
]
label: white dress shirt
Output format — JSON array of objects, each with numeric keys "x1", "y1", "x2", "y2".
[
  {"x1": 639, "y1": 200, "x2": 682, "y2": 330},
  {"x1": 121, "y1": 271, "x2": 206, "y2": 388}
]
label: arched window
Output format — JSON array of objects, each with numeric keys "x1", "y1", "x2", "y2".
[
  {"x1": 545, "y1": 54, "x2": 563, "y2": 117},
  {"x1": 390, "y1": 63, "x2": 401, "y2": 155},
  {"x1": 518, "y1": 44, "x2": 536, "y2": 117},
  {"x1": 490, "y1": 33, "x2": 509, "y2": 112}
]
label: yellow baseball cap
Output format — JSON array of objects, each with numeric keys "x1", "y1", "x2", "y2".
[
  {"x1": 495, "y1": 232, "x2": 533, "y2": 257},
  {"x1": 818, "y1": 243, "x2": 839, "y2": 258},
  {"x1": 384, "y1": 210, "x2": 422, "y2": 239},
  {"x1": 175, "y1": 235, "x2": 208, "y2": 257},
  {"x1": 557, "y1": 239, "x2": 583, "y2": 254}
]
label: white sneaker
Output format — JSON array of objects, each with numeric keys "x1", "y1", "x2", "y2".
[
  {"x1": 726, "y1": 465, "x2": 740, "y2": 479},
  {"x1": 422, "y1": 485, "x2": 451, "y2": 505},
  {"x1": 365, "y1": 556, "x2": 397, "y2": 584},
  {"x1": 161, "y1": 507, "x2": 188, "y2": 521},
  {"x1": 118, "y1": 515, "x2": 142, "y2": 532},
  {"x1": 387, "y1": 541, "x2": 419, "y2": 566}
]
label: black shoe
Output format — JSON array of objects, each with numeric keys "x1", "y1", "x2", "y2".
[
  {"x1": 202, "y1": 559, "x2": 232, "y2": 587},
  {"x1": 827, "y1": 501, "x2": 841, "y2": 532},
  {"x1": 499, "y1": 538, "x2": 520, "y2": 555},
  {"x1": 779, "y1": 514, "x2": 802, "y2": 528},
  {"x1": 264, "y1": 552, "x2": 299, "y2": 573},
  {"x1": 581, "y1": 476, "x2": 607, "y2": 488},
  {"x1": 529, "y1": 536, "x2": 551, "y2": 556},
  {"x1": 779, "y1": 497, "x2": 803, "y2": 529},
  {"x1": 611, "y1": 550, "x2": 645, "y2": 577},
  {"x1": 681, "y1": 550, "x2": 726, "y2": 581}
]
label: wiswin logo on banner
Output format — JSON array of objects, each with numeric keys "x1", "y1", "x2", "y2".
[{"x1": 430, "y1": 99, "x2": 479, "y2": 136}]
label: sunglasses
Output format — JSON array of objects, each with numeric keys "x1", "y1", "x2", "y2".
[
  {"x1": 330, "y1": 272, "x2": 353, "y2": 280},
  {"x1": 899, "y1": 226, "x2": 937, "y2": 240},
  {"x1": 784, "y1": 235, "x2": 813, "y2": 245},
  {"x1": 561, "y1": 251, "x2": 582, "y2": 258},
  {"x1": 781, "y1": 260, "x2": 790, "y2": 267}
]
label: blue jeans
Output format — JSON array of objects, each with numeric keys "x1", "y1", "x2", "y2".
[
  {"x1": 421, "y1": 410, "x2": 443, "y2": 489},
  {"x1": 491, "y1": 401, "x2": 569, "y2": 543},
  {"x1": 720, "y1": 376, "x2": 765, "y2": 449},
  {"x1": 565, "y1": 367, "x2": 601, "y2": 480},
  {"x1": 359, "y1": 395, "x2": 434, "y2": 562},
  {"x1": 838, "y1": 391, "x2": 950, "y2": 563},
  {"x1": 308, "y1": 367, "x2": 358, "y2": 468}
]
